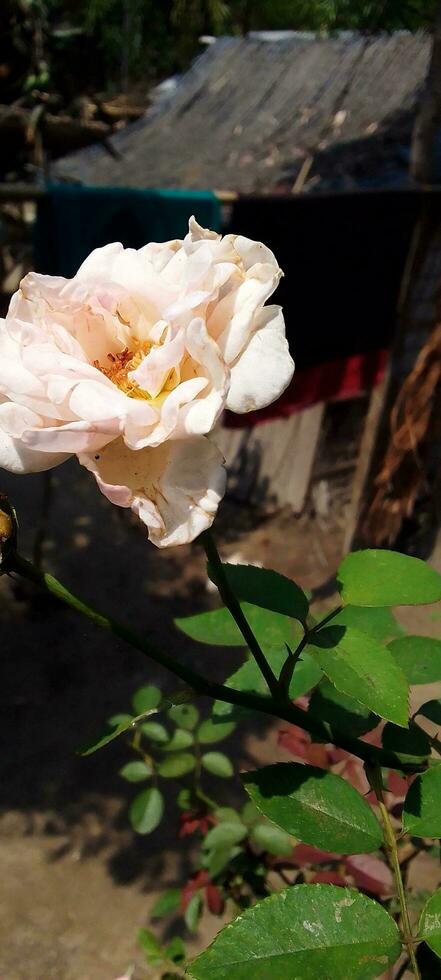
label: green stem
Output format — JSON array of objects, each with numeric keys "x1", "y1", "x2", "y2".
[
  {"x1": 200, "y1": 530, "x2": 279, "y2": 697},
  {"x1": 11, "y1": 553, "x2": 208, "y2": 693},
  {"x1": 195, "y1": 785, "x2": 217, "y2": 810},
  {"x1": 311, "y1": 605, "x2": 343, "y2": 630},
  {"x1": 367, "y1": 766, "x2": 421, "y2": 980},
  {"x1": 278, "y1": 604, "x2": 342, "y2": 696},
  {"x1": 8, "y1": 552, "x2": 422, "y2": 773},
  {"x1": 278, "y1": 635, "x2": 307, "y2": 697}
]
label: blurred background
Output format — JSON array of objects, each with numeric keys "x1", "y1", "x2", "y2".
[{"x1": 0, "y1": 3, "x2": 441, "y2": 978}]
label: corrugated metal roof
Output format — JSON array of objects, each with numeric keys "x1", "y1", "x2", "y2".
[{"x1": 55, "y1": 32, "x2": 430, "y2": 192}]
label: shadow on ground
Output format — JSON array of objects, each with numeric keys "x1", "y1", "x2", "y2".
[{"x1": 0, "y1": 455, "x2": 412, "y2": 979}]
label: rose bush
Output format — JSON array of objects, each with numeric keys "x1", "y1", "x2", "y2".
[{"x1": 0, "y1": 218, "x2": 293, "y2": 545}]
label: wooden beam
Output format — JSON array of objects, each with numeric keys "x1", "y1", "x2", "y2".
[
  {"x1": 0, "y1": 105, "x2": 110, "y2": 143},
  {"x1": 215, "y1": 404, "x2": 324, "y2": 514},
  {"x1": 0, "y1": 183, "x2": 47, "y2": 201},
  {"x1": 343, "y1": 372, "x2": 390, "y2": 552}
]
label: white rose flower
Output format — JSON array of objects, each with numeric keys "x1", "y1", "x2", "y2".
[{"x1": 0, "y1": 218, "x2": 293, "y2": 545}]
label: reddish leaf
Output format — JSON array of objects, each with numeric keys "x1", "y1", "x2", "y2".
[
  {"x1": 292, "y1": 843, "x2": 339, "y2": 865},
  {"x1": 307, "y1": 743, "x2": 330, "y2": 768},
  {"x1": 205, "y1": 883, "x2": 224, "y2": 915},
  {"x1": 179, "y1": 811, "x2": 215, "y2": 838},
  {"x1": 345, "y1": 854, "x2": 393, "y2": 897},
  {"x1": 340, "y1": 757, "x2": 370, "y2": 796},
  {"x1": 293, "y1": 697, "x2": 310, "y2": 711},
  {"x1": 278, "y1": 726, "x2": 329, "y2": 767},
  {"x1": 181, "y1": 870, "x2": 210, "y2": 910},
  {"x1": 364, "y1": 789, "x2": 377, "y2": 806},
  {"x1": 277, "y1": 725, "x2": 310, "y2": 758},
  {"x1": 361, "y1": 726, "x2": 383, "y2": 747},
  {"x1": 327, "y1": 747, "x2": 350, "y2": 765},
  {"x1": 387, "y1": 771, "x2": 408, "y2": 799}
]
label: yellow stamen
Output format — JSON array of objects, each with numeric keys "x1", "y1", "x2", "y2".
[{"x1": 94, "y1": 340, "x2": 179, "y2": 403}]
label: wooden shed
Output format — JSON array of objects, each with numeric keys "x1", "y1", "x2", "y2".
[{"x1": 47, "y1": 32, "x2": 440, "y2": 542}]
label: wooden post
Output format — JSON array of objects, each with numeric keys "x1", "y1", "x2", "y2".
[
  {"x1": 346, "y1": 4, "x2": 441, "y2": 553},
  {"x1": 410, "y1": 2, "x2": 441, "y2": 185}
]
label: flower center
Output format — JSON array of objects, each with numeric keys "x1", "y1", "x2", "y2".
[{"x1": 94, "y1": 341, "x2": 179, "y2": 402}]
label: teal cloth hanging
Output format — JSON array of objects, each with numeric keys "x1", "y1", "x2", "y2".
[{"x1": 34, "y1": 184, "x2": 222, "y2": 278}]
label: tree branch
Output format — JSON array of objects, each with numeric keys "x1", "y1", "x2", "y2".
[{"x1": 8, "y1": 552, "x2": 422, "y2": 773}]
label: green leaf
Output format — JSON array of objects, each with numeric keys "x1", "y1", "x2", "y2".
[
  {"x1": 157, "y1": 753, "x2": 196, "y2": 778},
  {"x1": 203, "y1": 844, "x2": 241, "y2": 877},
  {"x1": 187, "y1": 884, "x2": 401, "y2": 979},
  {"x1": 119, "y1": 760, "x2": 152, "y2": 782},
  {"x1": 388, "y1": 636, "x2": 441, "y2": 684},
  {"x1": 243, "y1": 603, "x2": 304, "y2": 650},
  {"x1": 309, "y1": 679, "x2": 378, "y2": 738},
  {"x1": 141, "y1": 721, "x2": 170, "y2": 744},
  {"x1": 78, "y1": 689, "x2": 192, "y2": 756},
  {"x1": 214, "y1": 807, "x2": 242, "y2": 823},
  {"x1": 78, "y1": 716, "x2": 136, "y2": 756},
  {"x1": 241, "y1": 801, "x2": 260, "y2": 826},
  {"x1": 204, "y1": 822, "x2": 248, "y2": 850},
  {"x1": 166, "y1": 936, "x2": 186, "y2": 964},
  {"x1": 288, "y1": 650, "x2": 323, "y2": 698},
  {"x1": 337, "y1": 549, "x2": 441, "y2": 607},
  {"x1": 309, "y1": 626, "x2": 409, "y2": 726},
  {"x1": 419, "y1": 888, "x2": 441, "y2": 958},
  {"x1": 242, "y1": 762, "x2": 382, "y2": 853},
  {"x1": 332, "y1": 605, "x2": 403, "y2": 642},
  {"x1": 167, "y1": 704, "x2": 199, "y2": 730},
  {"x1": 402, "y1": 766, "x2": 441, "y2": 837},
  {"x1": 214, "y1": 634, "x2": 321, "y2": 722},
  {"x1": 416, "y1": 699, "x2": 441, "y2": 726},
  {"x1": 151, "y1": 888, "x2": 182, "y2": 920},
  {"x1": 177, "y1": 787, "x2": 193, "y2": 810},
  {"x1": 381, "y1": 723, "x2": 431, "y2": 766},
  {"x1": 250, "y1": 822, "x2": 293, "y2": 856},
  {"x1": 175, "y1": 607, "x2": 245, "y2": 646},
  {"x1": 129, "y1": 787, "x2": 164, "y2": 835},
  {"x1": 197, "y1": 718, "x2": 236, "y2": 744},
  {"x1": 108, "y1": 713, "x2": 134, "y2": 728},
  {"x1": 209, "y1": 563, "x2": 309, "y2": 625},
  {"x1": 185, "y1": 892, "x2": 203, "y2": 933},
  {"x1": 132, "y1": 685, "x2": 162, "y2": 714},
  {"x1": 137, "y1": 927, "x2": 163, "y2": 965},
  {"x1": 202, "y1": 752, "x2": 234, "y2": 778},
  {"x1": 161, "y1": 728, "x2": 194, "y2": 752}
]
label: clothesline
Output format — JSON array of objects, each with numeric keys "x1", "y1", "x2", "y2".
[
  {"x1": 2, "y1": 182, "x2": 441, "y2": 203},
  {"x1": 2, "y1": 181, "x2": 419, "y2": 422},
  {"x1": 0, "y1": 183, "x2": 237, "y2": 203}
]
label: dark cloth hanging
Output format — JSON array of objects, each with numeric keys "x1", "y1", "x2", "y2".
[
  {"x1": 34, "y1": 184, "x2": 222, "y2": 278},
  {"x1": 227, "y1": 191, "x2": 430, "y2": 372}
]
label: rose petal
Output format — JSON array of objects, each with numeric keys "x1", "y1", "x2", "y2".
[
  {"x1": 227, "y1": 305, "x2": 294, "y2": 413},
  {"x1": 21, "y1": 419, "x2": 119, "y2": 454},
  {"x1": 209, "y1": 263, "x2": 281, "y2": 364},
  {"x1": 79, "y1": 435, "x2": 226, "y2": 547},
  {"x1": 130, "y1": 328, "x2": 185, "y2": 398},
  {"x1": 0, "y1": 398, "x2": 70, "y2": 472},
  {"x1": 1, "y1": 220, "x2": 292, "y2": 486}
]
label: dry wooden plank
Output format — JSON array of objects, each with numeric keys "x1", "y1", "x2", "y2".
[
  {"x1": 215, "y1": 403, "x2": 324, "y2": 513},
  {"x1": 343, "y1": 373, "x2": 390, "y2": 552}
]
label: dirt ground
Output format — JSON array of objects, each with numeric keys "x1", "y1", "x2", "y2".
[{"x1": 0, "y1": 460, "x2": 440, "y2": 980}]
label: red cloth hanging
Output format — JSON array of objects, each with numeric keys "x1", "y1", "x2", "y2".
[{"x1": 224, "y1": 348, "x2": 388, "y2": 427}]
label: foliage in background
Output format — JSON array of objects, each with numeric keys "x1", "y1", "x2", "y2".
[
  {"x1": 86, "y1": 552, "x2": 441, "y2": 979},
  {"x1": 2, "y1": 487, "x2": 441, "y2": 978},
  {"x1": 0, "y1": 0, "x2": 437, "y2": 182},
  {"x1": 1, "y1": 0, "x2": 438, "y2": 108}
]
